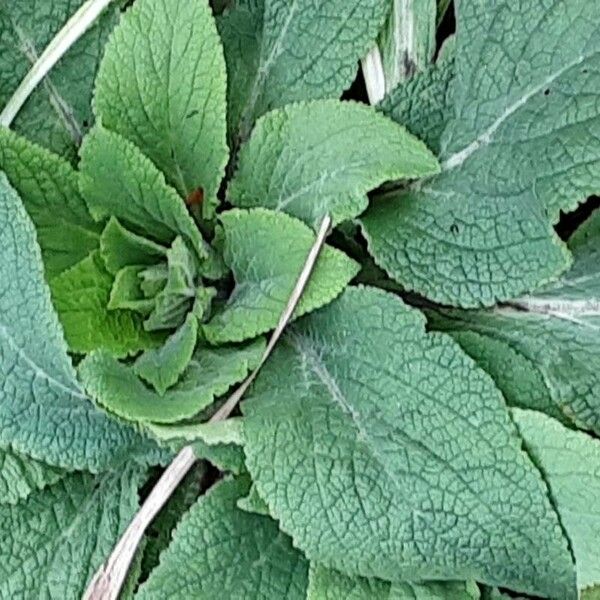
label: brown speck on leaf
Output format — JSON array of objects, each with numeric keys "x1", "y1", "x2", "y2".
[{"x1": 186, "y1": 188, "x2": 204, "y2": 206}]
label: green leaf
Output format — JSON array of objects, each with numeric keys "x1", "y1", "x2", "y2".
[
  {"x1": 379, "y1": 58, "x2": 454, "y2": 154},
  {"x1": 0, "y1": 0, "x2": 119, "y2": 160},
  {"x1": 0, "y1": 466, "x2": 146, "y2": 599},
  {"x1": 376, "y1": 0, "x2": 437, "y2": 91},
  {"x1": 242, "y1": 286, "x2": 575, "y2": 598},
  {"x1": 50, "y1": 251, "x2": 160, "y2": 357},
  {"x1": 136, "y1": 477, "x2": 308, "y2": 599},
  {"x1": 429, "y1": 209, "x2": 600, "y2": 434},
  {"x1": 94, "y1": 0, "x2": 228, "y2": 213},
  {"x1": 0, "y1": 173, "x2": 165, "y2": 471},
  {"x1": 513, "y1": 409, "x2": 600, "y2": 594},
  {"x1": 0, "y1": 128, "x2": 101, "y2": 278},
  {"x1": 80, "y1": 338, "x2": 264, "y2": 424},
  {"x1": 79, "y1": 126, "x2": 209, "y2": 264},
  {"x1": 218, "y1": 0, "x2": 389, "y2": 141},
  {"x1": 100, "y1": 217, "x2": 166, "y2": 275},
  {"x1": 202, "y1": 209, "x2": 359, "y2": 344},
  {"x1": 228, "y1": 100, "x2": 440, "y2": 228},
  {"x1": 363, "y1": 0, "x2": 600, "y2": 307},
  {"x1": 0, "y1": 448, "x2": 63, "y2": 506},
  {"x1": 307, "y1": 564, "x2": 480, "y2": 600},
  {"x1": 134, "y1": 314, "x2": 198, "y2": 394},
  {"x1": 237, "y1": 484, "x2": 269, "y2": 516}
]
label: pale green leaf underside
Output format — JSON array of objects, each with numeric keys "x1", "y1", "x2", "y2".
[
  {"x1": 94, "y1": 0, "x2": 228, "y2": 212},
  {"x1": 243, "y1": 286, "x2": 575, "y2": 597},
  {"x1": 430, "y1": 209, "x2": 600, "y2": 434},
  {"x1": 202, "y1": 208, "x2": 359, "y2": 344},
  {"x1": 363, "y1": 0, "x2": 600, "y2": 307},
  {"x1": 0, "y1": 466, "x2": 145, "y2": 599},
  {"x1": 136, "y1": 477, "x2": 308, "y2": 599},
  {"x1": 228, "y1": 100, "x2": 440, "y2": 228},
  {"x1": 50, "y1": 251, "x2": 160, "y2": 357},
  {"x1": 79, "y1": 126, "x2": 209, "y2": 263},
  {"x1": 514, "y1": 409, "x2": 600, "y2": 593},
  {"x1": 80, "y1": 338, "x2": 264, "y2": 424},
  {"x1": 0, "y1": 0, "x2": 119, "y2": 160},
  {"x1": 0, "y1": 128, "x2": 100, "y2": 278},
  {"x1": 0, "y1": 448, "x2": 63, "y2": 506},
  {"x1": 308, "y1": 564, "x2": 480, "y2": 600},
  {"x1": 218, "y1": 0, "x2": 389, "y2": 141},
  {"x1": 0, "y1": 173, "x2": 164, "y2": 471}
]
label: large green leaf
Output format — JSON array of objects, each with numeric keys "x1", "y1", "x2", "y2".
[
  {"x1": 514, "y1": 409, "x2": 600, "y2": 595},
  {"x1": 80, "y1": 338, "x2": 264, "y2": 424},
  {"x1": 362, "y1": 0, "x2": 600, "y2": 307},
  {"x1": 136, "y1": 477, "x2": 308, "y2": 599},
  {"x1": 0, "y1": 448, "x2": 63, "y2": 506},
  {"x1": 0, "y1": 466, "x2": 146, "y2": 599},
  {"x1": 79, "y1": 126, "x2": 210, "y2": 264},
  {"x1": 0, "y1": 173, "x2": 164, "y2": 471},
  {"x1": 0, "y1": 0, "x2": 119, "y2": 160},
  {"x1": 0, "y1": 129, "x2": 100, "y2": 277},
  {"x1": 218, "y1": 0, "x2": 389, "y2": 141},
  {"x1": 308, "y1": 564, "x2": 480, "y2": 600},
  {"x1": 94, "y1": 0, "x2": 228, "y2": 213},
  {"x1": 242, "y1": 286, "x2": 575, "y2": 598},
  {"x1": 430, "y1": 209, "x2": 600, "y2": 434},
  {"x1": 228, "y1": 100, "x2": 440, "y2": 228},
  {"x1": 50, "y1": 251, "x2": 160, "y2": 356},
  {"x1": 202, "y1": 209, "x2": 359, "y2": 343}
]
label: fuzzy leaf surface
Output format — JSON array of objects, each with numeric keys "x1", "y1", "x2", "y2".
[
  {"x1": 94, "y1": 0, "x2": 228, "y2": 211},
  {"x1": 362, "y1": 0, "x2": 600, "y2": 307},
  {"x1": 0, "y1": 173, "x2": 164, "y2": 471},
  {"x1": 228, "y1": 100, "x2": 439, "y2": 227},
  {"x1": 202, "y1": 209, "x2": 359, "y2": 343},
  {"x1": 243, "y1": 286, "x2": 575, "y2": 597}
]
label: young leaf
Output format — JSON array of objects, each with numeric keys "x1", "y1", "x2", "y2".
[
  {"x1": 0, "y1": 0, "x2": 119, "y2": 160},
  {"x1": 379, "y1": 58, "x2": 455, "y2": 154},
  {"x1": 134, "y1": 314, "x2": 198, "y2": 394},
  {"x1": 307, "y1": 564, "x2": 480, "y2": 600},
  {"x1": 430, "y1": 209, "x2": 600, "y2": 434},
  {"x1": 94, "y1": 0, "x2": 228, "y2": 213},
  {"x1": 0, "y1": 466, "x2": 146, "y2": 599},
  {"x1": 242, "y1": 286, "x2": 575, "y2": 598},
  {"x1": 0, "y1": 173, "x2": 164, "y2": 471},
  {"x1": 50, "y1": 251, "x2": 160, "y2": 357},
  {"x1": 79, "y1": 338, "x2": 265, "y2": 424},
  {"x1": 362, "y1": 0, "x2": 600, "y2": 307},
  {"x1": 79, "y1": 126, "x2": 209, "y2": 264},
  {"x1": 202, "y1": 209, "x2": 359, "y2": 344},
  {"x1": 0, "y1": 128, "x2": 101, "y2": 277},
  {"x1": 228, "y1": 100, "x2": 440, "y2": 228},
  {"x1": 0, "y1": 448, "x2": 63, "y2": 506},
  {"x1": 136, "y1": 477, "x2": 308, "y2": 599},
  {"x1": 514, "y1": 409, "x2": 600, "y2": 595},
  {"x1": 218, "y1": 0, "x2": 389, "y2": 140}
]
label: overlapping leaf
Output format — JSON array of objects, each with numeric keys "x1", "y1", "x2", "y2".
[
  {"x1": 136, "y1": 477, "x2": 308, "y2": 599},
  {"x1": 94, "y1": 0, "x2": 228, "y2": 213},
  {"x1": 242, "y1": 286, "x2": 575, "y2": 597},
  {"x1": 228, "y1": 100, "x2": 440, "y2": 227},
  {"x1": 362, "y1": 0, "x2": 600, "y2": 307},
  {"x1": 0, "y1": 173, "x2": 164, "y2": 471}
]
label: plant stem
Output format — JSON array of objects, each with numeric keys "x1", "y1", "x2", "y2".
[
  {"x1": 83, "y1": 214, "x2": 333, "y2": 600},
  {"x1": 0, "y1": 0, "x2": 114, "y2": 127}
]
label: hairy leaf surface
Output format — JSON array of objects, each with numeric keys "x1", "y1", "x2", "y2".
[
  {"x1": 0, "y1": 173, "x2": 164, "y2": 471},
  {"x1": 94, "y1": 0, "x2": 228, "y2": 212},
  {"x1": 363, "y1": 0, "x2": 600, "y2": 307},
  {"x1": 202, "y1": 209, "x2": 359, "y2": 343},
  {"x1": 243, "y1": 286, "x2": 575, "y2": 597},
  {"x1": 228, "y1": 100, "x2": 439, "y2": 227},
  {"x1": 137, "y1": 477, "x2": 308, "y2": 599}
]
